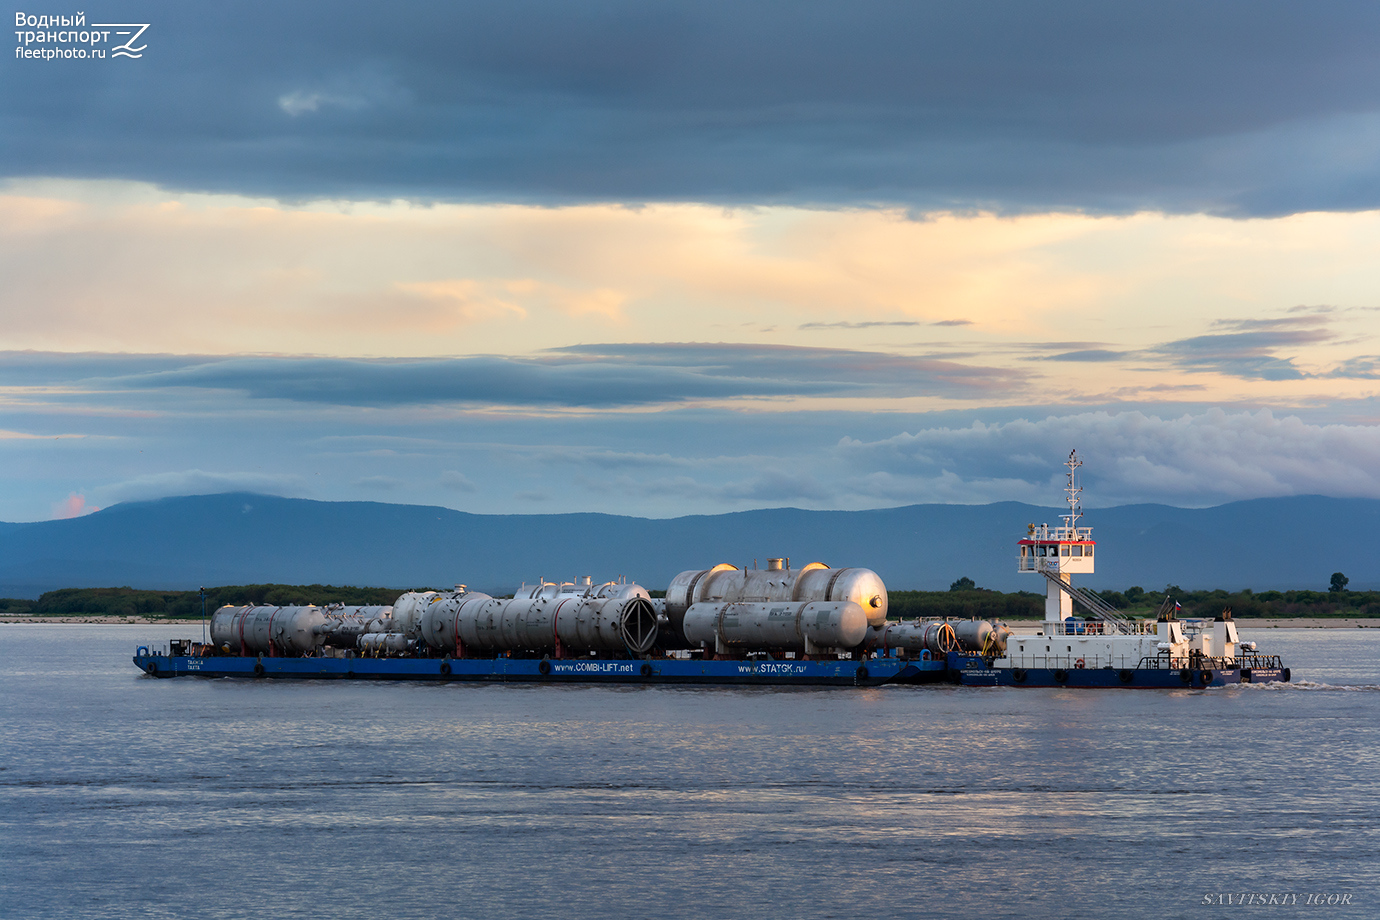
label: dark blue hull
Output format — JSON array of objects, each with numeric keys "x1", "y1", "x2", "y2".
[
  {"x1": 948, "y1": 653, "x2": 1291, "y2": 688},
  {"x1": 133, "y1": 652, "x2": 949, "y2": 686}
]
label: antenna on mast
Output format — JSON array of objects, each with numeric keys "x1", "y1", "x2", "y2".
[{"x1": 1063, "y1": 449, "x2": 1083, "y2": 534}]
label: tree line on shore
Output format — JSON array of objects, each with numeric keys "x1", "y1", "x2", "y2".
[
  {"x1": 0, "y1": 584, "x2": 406, "y2": 618},
  {"x1": 3, "y1": 578, "x2": 1377, "y2": 620},
  {"x1": 891, "y1": 574, "x2": 1380, "y2": 620}
]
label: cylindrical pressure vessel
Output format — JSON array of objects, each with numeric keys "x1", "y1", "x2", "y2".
[
  {"x1": 314, "y1": 607, "x2": 397, "y2": 648},
  {"x1": 681, "y1": 600, "x2": 869, "y2": 653},
  {"x1": 419, "y1": 582, "x2": 659, "y2": 656},
  {"x1": 210, "y1": 605, "x2": 327, "y2": 656},
  {"x1": 663, "y1": 562, "x2": 888, "y2": 644},
  {"x1": 868, "y1": 620, "x2": 958, "y2": 654},
  {"x1": 391, "y1": 592, "x2": 440, "y2": 638},
  {"x1": 951, "y1": 619, "x2": 1010, "y2": 654},
  {"x1": 358, "y1": 633, "x2": 412, "y2": 655}
]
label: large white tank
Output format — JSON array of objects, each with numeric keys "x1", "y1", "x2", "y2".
[
  {"x1": 663, "y1": 560, "x2": 888, "y2": 644},
  {"x1": 419, "y1": 582, "x2": 658, "y2": 656},
  {"x1": 681, "y1": 600, "x2": 869, "y2": 653},
  {"x1": 210, "y1": 605, "x2": 327, "y2": 656},
  {"x1": 391, "y1": 592, "x2": 440, "y2": 638}
]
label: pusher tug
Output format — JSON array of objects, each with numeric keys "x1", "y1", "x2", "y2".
[{"x1": 948, "y1": 450, "x2": 1290, "y2": 688}]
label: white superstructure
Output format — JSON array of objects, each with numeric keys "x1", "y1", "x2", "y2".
[{"x1": 999, "y1": 450, "x2": 1190, "y2": 672}]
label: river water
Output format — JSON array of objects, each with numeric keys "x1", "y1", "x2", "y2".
[{"x1": 0, "y1": 625, "x2": 1376, "y2": 919}]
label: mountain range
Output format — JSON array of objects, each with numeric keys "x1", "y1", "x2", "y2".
[{"x1": 0, "y1": 492, "x2": 1372, "y2": 599}]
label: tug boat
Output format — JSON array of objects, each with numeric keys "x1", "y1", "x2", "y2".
[{"x1": 949, "y1": 451, "x2": 1290, "y2": 688}]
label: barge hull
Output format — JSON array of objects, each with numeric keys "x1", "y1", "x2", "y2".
[
  {"x1": 948, "y1": 653, "x2": 1290, "y2": 688},
  {"x1": 134, "y1": 653, "x2": 948, "y2": 686}
]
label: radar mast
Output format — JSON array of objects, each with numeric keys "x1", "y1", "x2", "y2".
[{"x1": 1062, "y1": 449, "x2": 1082, "y2": 537}]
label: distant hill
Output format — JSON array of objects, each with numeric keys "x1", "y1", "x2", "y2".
[{"x1": 0, "y1": 492, "x2": 1374, "y2": 598}]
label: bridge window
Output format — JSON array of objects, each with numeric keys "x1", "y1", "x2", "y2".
[
  {"x1": 1071, "y1": 545, "x2": 1083, "y2": 557},
  {"x1": 1061, "y1": 546, "x2": 1070, "y2": 556}
]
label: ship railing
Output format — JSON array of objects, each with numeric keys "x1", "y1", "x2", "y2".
[
  {"x1": 1016, "y1": 553, "x2": 1093, "y2": 573},
  {"x1": 1004, "y1": 655, "x2": 1154, "y2": 670},
  {"x1": 1026, "y1": 525, "x2": 1094, "y2": 542},
  {"x1": 1045, "y1": 620, "x2": 1157, "y2": 636},
  {"x1": 1134, "y1": 654, "x2": 1284, "y2": 671}
]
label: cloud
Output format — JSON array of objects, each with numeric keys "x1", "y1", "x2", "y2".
[
  {"x1": 7, "y1": 185, "x2": 1380, "y2": 406},
  {"x1": 439, "y1": 470, "x2": 478, "y2": 492},
  {"x1": 1137, "y1": 312, "x2": 1340, "y2": 380},
  {"x1": 1040, "y1": 349, "x2": 1128, "y2": 363},
  {"x1": 278, "y1": 92, "x2": 330, "y2": 117},
  {"x1": 51, "y1": 493, "x2": 99, "y2": 519},
  {"x1": 799, "y1": 321, "x2": 923, "y2": 330},
  {"x1": 549, "y1": 343, "x2": 1028, "y2": 400},
  {"x1": 693, "y1": 470, "x2": 833, "y2": 504},
  {"x1": 1328, "y1": 357, "x2": 1380, "y2": 379},
  {"x1": 395, "y1": 279, "x2": 547, "y2": 323},
  {"x1": 526, "y1": 448, "x2": 695, "y2": 471},
  {"x1": 96, "y1": 470, "x2": 305, "y2": 504},
  {"x1": 7, "y1": 2, "x2": 1380, "y2": 213},
  {"x1": 1151, "y1": 329, "x2": 1332, "y2": 380},
  {"x1": 597, "y1": 470, "x2": 834, "y2": 505},
  {"x1": 98, "y1": 343, "x2": 1026, "y2": 407},
  {"x1": 835, "y1": 409, "x2": 1380, "y2": 506},
  {"x1": 353, "y1": 475, "x2": 406, "y2": 490}
]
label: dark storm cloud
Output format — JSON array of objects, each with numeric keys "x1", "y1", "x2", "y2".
[
  {"x1": 7, "y1": 1, "x2": 1380, "y2": 213},
  {"x1": 2, "y1": 345, "x2": 1024, "y2": 408}
]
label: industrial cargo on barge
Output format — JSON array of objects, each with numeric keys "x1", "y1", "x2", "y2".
[{"x1": 133, "y1": 451, "x2": 1290, "y2": 688}]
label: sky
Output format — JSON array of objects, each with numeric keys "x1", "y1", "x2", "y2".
[{"x1": 5, "y1": 1, "x2": 1380, "y2": 522}]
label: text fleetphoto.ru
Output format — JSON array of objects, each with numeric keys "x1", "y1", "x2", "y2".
[{"x1": 14, "y1": 10, "x2": 148, "y2": 59}]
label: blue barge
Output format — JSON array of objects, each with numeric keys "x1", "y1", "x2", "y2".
[{"x1": 133, "y1": 644, "x2": 949, "y2": 686}]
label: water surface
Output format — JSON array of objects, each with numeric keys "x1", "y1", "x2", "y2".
[{"x1": 1, "y1": 625, "x2": 1376, "y2": 919}]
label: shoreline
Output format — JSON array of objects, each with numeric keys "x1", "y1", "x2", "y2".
[{"x1": 2, "y1": 615, "x2": 1376, "y2": 628}]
